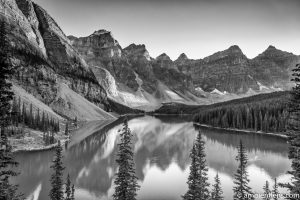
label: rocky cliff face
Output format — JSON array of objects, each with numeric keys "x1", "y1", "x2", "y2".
[
  {"x1": 68, "y1": 33, "x2": 199, "y2": 109},
  {"x1": 1, "y1": 0, "x2": 298, "y2": 114},
  {"x1": 69, "y1": 28, "x2": 299, "y2": 109},
  {"x1": 0, "y1": 0, "x2": 114, "y2": 120},
  {"x1": 176, "y1": 45, "x2": 299, "y2": 93},
  {"x1": 249, "y1": 45, "x2": 299, "y2": 89}
]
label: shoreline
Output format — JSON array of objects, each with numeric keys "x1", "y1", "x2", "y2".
[
  {"x1": 12, "y1": 138, "x2": 70, "y2": 153},
  {"x1": 194, "y1": 123, "x2": 288, "y2": 139}
]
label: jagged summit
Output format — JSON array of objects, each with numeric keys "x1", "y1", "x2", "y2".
[
  {"x1": 228, "y1": 45, "x2": 243, "y2": 52},
  {"x1": 156, "y1": 53, "x2": 172, "y2": 61},
  {"x1": 267, "y1": 45, "x2": 276, "y2": 50},
  {"x1": 124, "y1": 43, "x2": 151, "y2": 60},
  {"x1": 255, "y1": 45, "x2": 294, "y2": 59},
  {"x1": 176, "y1": 53, "x2": 189, "y2": 61},
  {"x1": 203, "y1": 45, "x2": 247, "y2": 63},
  {"x1": 92, "y1": 29, "x2": 111, "y2": 36},
  {"x1": 124, "y1": 43, "x2": 147, "y2": 52}
]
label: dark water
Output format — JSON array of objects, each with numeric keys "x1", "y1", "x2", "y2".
[{"x1": 13, "y1": 116, "x2": 291, "y2": 200}]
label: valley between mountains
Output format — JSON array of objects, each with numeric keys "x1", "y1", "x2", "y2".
[{"x1": 0, "y1": 0, "x2": 299, "y2": 151}]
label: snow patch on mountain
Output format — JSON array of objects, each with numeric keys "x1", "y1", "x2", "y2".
[
  {"x1": 257, "y1": 81, "x2": 269, "y2": 91},
  {"x1": 211, "y1": 89, "x2": 227, "y2": 95}
]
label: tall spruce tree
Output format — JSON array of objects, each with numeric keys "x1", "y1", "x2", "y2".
[
  {"x1": 284, "y1": 63, "x2": 300, "y2": 199},
  {"x1": 211, "y1": 173, "x2": 224, "y2": 200},
  {"x1": 0, "y1": 19, "x2": 22, "y2": 200},
  {"x1": 182, "y1": 144, "x2": 200, "y2": 200},
  {"x1": 233, "y1": 140, "x2": 254, "y2": 200},
  {"x1": 70, "y1": 184, "x2": 75, "y2": 200},
  {"x1": 0, "y1": 17, "x2": 13, "y2": 135},
  {"x1": 272, "y1": 178, "x2": 279, "y2": 200},
  {"x1": 0, "y1": 133, "x2": 22, "y2": 200},
  {"x1": 262, "y1": 181, "x2": 271, "y2": 200},
  {"x1": 65, "y1": 123, "x2": 69, "y2": 136},
  {"x1": 195, "y1": 132, "x2": 210, "y2": 200},
  {"x1": 49, "y1": 141, "x2": 65, "y2": 200},
  {"x1": 65, "y1": 174, "x2": 71, "y2": 200},
  {"x1": 113, "y1": 117, "x2": 140, "y2": 200}
]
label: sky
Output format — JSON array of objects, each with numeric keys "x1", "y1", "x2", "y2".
[{"x1": 33, "y1": 0, "x2": 300, "y2": 60}]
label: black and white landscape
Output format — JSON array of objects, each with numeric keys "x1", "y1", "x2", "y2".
[{"x1": 1, "y1": 0, "x2": 300, "y2": 200}]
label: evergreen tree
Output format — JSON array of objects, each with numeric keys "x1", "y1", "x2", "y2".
[
  {"x1": 113, "y1": 117, "x2": 140, "y2": 200},
  {"x1": 284, "y1": 63, "x2": 300, "y2": 199},
  {"x1": 65, "y1": 174, "x2": 71, "y2": 200},
  {"x1": 0, "y1": 133, "x2": 22, "y2": 200},
  {"x1": 195, "y1": 132, "x2": 210, "y2": 200},
  {"x1": 272, "y1": 178, "x2": 279, "y2": 200},
  {"x1": 233, "y1": 140, "x2": 254, "y2": 200},
  {"x1": 70, "y1": 184, "x2": 75, "y2": 200},
  {"x1": 182, "y1": 144, "x2": 200, "y2": 200},
  {"x1": 262, "y1": 181, "x2": 271, "y2": 200},
  {"x1": 211, "y1": 173, "x2": 224, "y2": 200},
  {"x1": 0, "y1": 18, "x2": 14, "y2": 135},
  {"x1": 65, "y1": 123, "x2": 69, "y2": 136},
  {"x1": 22, "y1": 102, "x2": 26, "y2": 124},
  {"x1": 49, "y1": 141, "x2": 65, "y2": 200},
  {"x1": 0, "y1": 19, "x2": 22, "y2": 200}
]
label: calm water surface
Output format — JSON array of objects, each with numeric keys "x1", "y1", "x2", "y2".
[{"x1": 13, "y1": 116, "x2": 291, "y2": 200}]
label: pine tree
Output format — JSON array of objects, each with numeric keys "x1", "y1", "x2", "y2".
[
  {"x1": 233, "y1": 140, "x2": 254, "y2": 200},
  {"x1": 284, "y1": 63, "x2": 300, "y2": 199},
  {"x1": 0, "y1": 19, "x2": 14, "y2": 135},
  {"x1": 262, "y1": 181, "x2": 271, "y2": 200},
  {"x1": 113, "y1": 117, "x2": 140, "y2": 200},
  {"x1": 65, "y1": 174, "x2": 71, "y2": 200},
  {"x1": 65, "y1": 123, "x2": 69, "y2": 136},
  {"x1": 195, "y1": 132, "x2": 210, "y2": 200},
  {"x1": 70, "y1": 184, "x2": 75, "y2": 200},
  {"x1": 49, "y1": 141, "x2": 65, "y2": 200},
  {"x1": 0, "y1": 133, "x2": 22, "y2": 200},
  {"x1": 182, "y1": 144, "x2": 200, "y2": 200},
  {"x1": 0, "y1": 19, "x2": 22, "y2": 200},
  {"x1": 22, "y1": 102, "x2": 26, "y2": 124},
  {"x1": 272, "y1": 178, "x2": 279, "y2": 200},
  {"x1": 29, "y1": 104, "x2": 33, "y2": 127},
  {"x1": 211, "y1": 173, "x2": 224, "y2": 200}
]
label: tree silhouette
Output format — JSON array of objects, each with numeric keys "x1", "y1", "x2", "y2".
[
  {"x1": 0, "y1": 19, "x2": 22, "y2": 200},
  {"x1": 284, "y1": 63, "x2": 300, "y2": 199},
  {"x1": 233, "y1": 140, "x2": 254, "y2": 200},
  {"x1": 211, "y1": 173, "x2": 224, "y2": 200},
  {"x1": 49, "y1": 141, "x2": 65, "y2": 200},
  {"x1": 183, "y1": 132, "x2": 210, "y2": 200},
  {"x1": 113, "y1": 117, "x2": 140, "y2": 200},
  {"x1": 182, "y1": 144, "x2": 200, "y2": 200},
  {"x1": 273, "y1": 178, "x2": 279, "y2": 200},
  {"x1": 70, "y1": 184, "x2": 75, "y2": 200},
  {"x1": 65, "y1": 174, "x2": 71, "y2": 200},
  {"x1": 262, "y1": 181, "x2": 271, "y2": 200}
]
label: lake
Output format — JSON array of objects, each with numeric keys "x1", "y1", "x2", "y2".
[{"x1": 13, "y1": 115, "x2": 291, "y2": 200}]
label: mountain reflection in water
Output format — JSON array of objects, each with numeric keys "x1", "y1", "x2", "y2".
[{"x1": 13, "y1": 116, "x2": 291, "y2": 200}]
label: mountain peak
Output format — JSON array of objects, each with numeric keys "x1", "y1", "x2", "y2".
[
  {"x1": 157, "y1": 53, "x2": 172, "y2": 61},
  {"x1": 204, "y1": 45, "x2": 246, "y2": 62},
  {"x1": 124, "y1": 43, "x2": 150, "y2": 60},
  {"x1": 124, "y1": 43, "x2": 146, "y2": 51},
  {"x1": 228, "y1": 45, "x2": 242, "y2": 52},
  {"x1": 177, "y1": 53, "x2": 189, "y2": 60},
  {"x1": 91, "y1": 29, "x2": 111, "y2": 36},
  {"x1": 266, "y1": 45, "x2": 276, "y2": 50}
]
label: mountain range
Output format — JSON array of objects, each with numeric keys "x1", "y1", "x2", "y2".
[{"x1": 0, "y1": 0, "x2": 299, "y2": 120}]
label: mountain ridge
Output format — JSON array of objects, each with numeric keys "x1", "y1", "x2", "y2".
[{"x1": 1, "y1": 0, "x2": 299, "y2": 116}]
